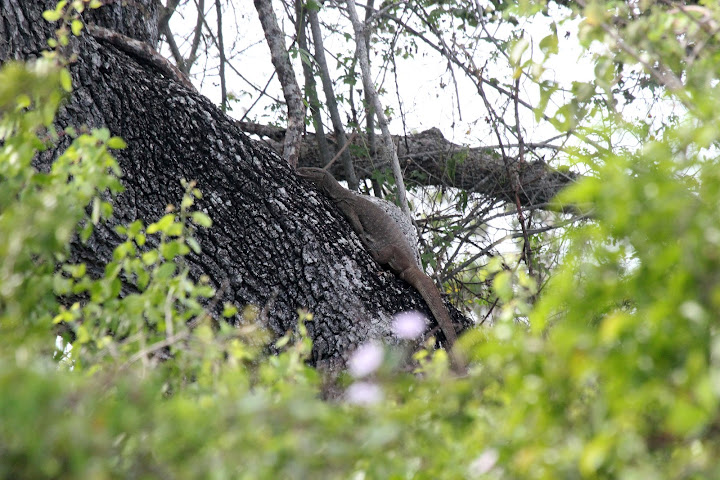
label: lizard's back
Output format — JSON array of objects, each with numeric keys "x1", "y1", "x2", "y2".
[{"x1": 351, "y1": 194, "x2": 419, "y2": 272}]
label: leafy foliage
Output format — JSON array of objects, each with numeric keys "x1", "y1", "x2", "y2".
[{"x1": 4, "y1": 2, "x2": 720, "y2": 478}]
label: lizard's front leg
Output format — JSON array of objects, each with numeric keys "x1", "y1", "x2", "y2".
[
  {"x1": 337, "y1": 202, "x2": 366, "y2": 238},
  {"x1": 366, "y1": 244, "x2": 396, "y2": 265}
]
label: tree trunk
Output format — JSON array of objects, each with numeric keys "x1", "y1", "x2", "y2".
[{"x1": 1, "y1": 0, "x2": 469, "y2": 369}]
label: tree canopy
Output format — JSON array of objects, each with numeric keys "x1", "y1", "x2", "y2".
[{"x1": 2, "y1": 0, "x2": 720, "y2": 478}]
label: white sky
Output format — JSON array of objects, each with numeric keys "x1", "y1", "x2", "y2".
[{"x1": 168, "y1": 2, "x2": 597, "y2": 151}]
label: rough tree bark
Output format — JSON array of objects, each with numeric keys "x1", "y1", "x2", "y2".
[{"x1": 1, "y1": 0, "x2": 470, "y2": 370}]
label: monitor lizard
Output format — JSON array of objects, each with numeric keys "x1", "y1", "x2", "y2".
[{"x1": 297, "y1": 167, "x2": 462, "y2": 369}]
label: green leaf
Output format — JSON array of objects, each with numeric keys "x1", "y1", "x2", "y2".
[
  {"x1": 16, "y1": 94, "x2": 31, "y2": 108},
  {"x1": 137, "y1": 269, "x2": 150, "y2": 289},
  {"x1": 181, "y1": 195, "x2": 194, "y2": 209},
  {"x1": 52, "y1": 309, "x2": 74, "y2": 324},
  {"x1": 71, "y1": 263, "x2": 86, "y2": 279},
  {"x1": 101, "y1": 201, "x2": 114, "y2": 218},
  {"x1": 187, "y1": 237, "x2": 201, "y2": 254},
  {"x1": 128, "y1": 220, "x2": 144, "y2": 237},
  {"x1": 155, "y1": 262, "x2": 176, "y2": 279},
  {"x1": 42, "y1": 10, "x2": 62, "y2": 22},
  {"x1": 107, "y1": 136, "x2": 127, "y2": 149},
  {"x1": 75, "y1": 325, "x2": 90, "y2": 344},
  {"x1": 509, "y1": 36, "x2": 529, "y2": 66},
  {"x1": 91, "y1": 197, "x2": 101, "y2": 224},
  {"x1": 80, "y1": 222, "x2": 94, "y2": 242},
  {"x1": 53, "y1": 275, "x2": 73, "y2": 295},
  {"x1": 160, "y1": 241, "x2": 182, "y2": 260},
  {"x1": 666, "y1": 398, "x2": 709, "y2": 436},
  {"x1": 191, "y1": 211, "x2": 212, "y2": 228},
  {"x1": 93, "y1": 128, "x2": 110, "y2": 142},
  {"x1": 539, "y1": 30, "x2": 558, "y2": 56},
  {"x1": 223, "y1": 303, "x2": 239, "y2": 318},
  {"x1": 579, "y1": 435, "x2": 609, "y2": 476},
  {"x1": 492, "y1": 271, "x2": 513, "y2": 301},
  {"x1": 147, "y1": 214, "x2": 176, "y2": 234},
  {"x1": 142, "y1": 250, "x2": 159, "y2": 266},
  {"x1": 166, "y1": 222, "x2": 183, "y2": 237},
  {"x1": 71, "y1": 19, "x2": 83, "y2": 36}
]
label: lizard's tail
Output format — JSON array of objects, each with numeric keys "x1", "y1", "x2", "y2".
[
  {"x1": 402, "y1": 269, "x2": 467, "y2": 374},
  {"x1": 404, "y1": 270, "x2": 457, "y2": 345},
  {"x1": 401, "y1": 268, "x2": 460, "y2": 343}
]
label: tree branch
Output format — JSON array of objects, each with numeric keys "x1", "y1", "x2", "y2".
[{"x1": 240, "y1": 122, "x2": 580, "y2": 209}]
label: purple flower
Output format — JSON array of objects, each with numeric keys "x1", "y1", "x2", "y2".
[
  {"x1": 392, "y1": 311, "x2": 427, "y2": 339},
  {"x1": 345, "y1": 381, "x2": 383, "y2": 406},
  {"x1": 348, "y1": 342, "x2": 383, "y2": 377},
  {"x1": 469, "y1": 449, "x2": 499, "y2": 476}
]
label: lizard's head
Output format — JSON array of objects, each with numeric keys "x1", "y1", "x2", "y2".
[{"x1": 297, "y1": 167, "x2": 332, "y2": 188}]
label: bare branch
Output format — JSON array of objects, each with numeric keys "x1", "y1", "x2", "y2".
[
  {"x1": 345, "y1": 0, "x2": 412, "y2": 219},
  {"x1": 296, "y1": 1, "x2": 331, "y2": 166},
  {"x1": 309, "y1": 7, "x2": 359, "y2": 190},
  {"x1": 253, "y1": 0, "x2": 305, "y2": 167},
  {"x1": 215, "y1": 0, "x2": 227, "y2": 111}
]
